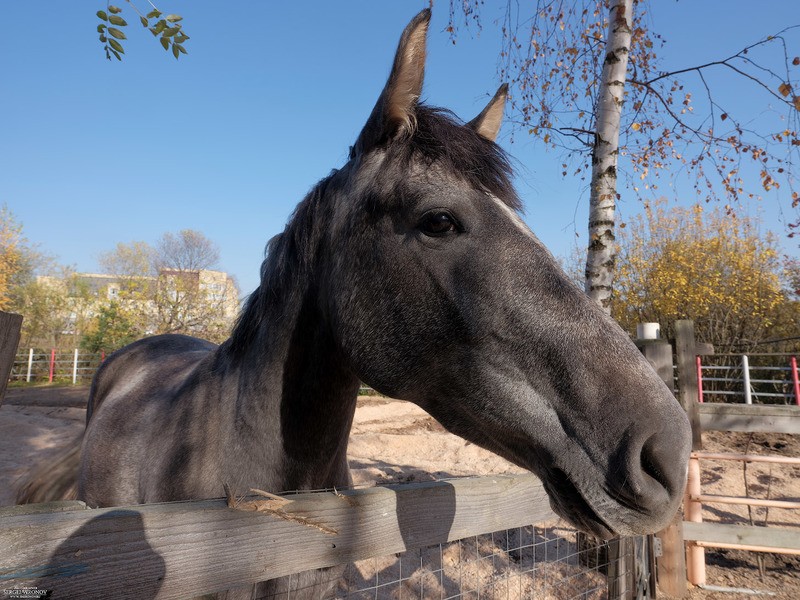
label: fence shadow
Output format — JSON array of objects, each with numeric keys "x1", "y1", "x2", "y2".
[{"x1": 2, "y1": 510, "x2": 165, "y2": 600}]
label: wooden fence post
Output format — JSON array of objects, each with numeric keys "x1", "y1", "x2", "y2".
[
  {"x1": 637, "y1": 334, "x2": 688, "y2": 598},
  {"x1": 0, "y1": 311, "x2": 23, "y2": 407},
  {"x1": 674, "y1": 320, "x2": 703, "y2": 451}
]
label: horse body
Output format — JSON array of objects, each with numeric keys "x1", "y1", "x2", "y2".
[
  {"x1": 20, "y1": 9, "x2": 692, "y2": 598},
  {"x1": 82, "y1": 324, "x2": 358, "y2": 506}
]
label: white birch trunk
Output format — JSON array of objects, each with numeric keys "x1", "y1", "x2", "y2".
[{"x1": 584, "y1": 0, "x2": 634, "y2": 312}]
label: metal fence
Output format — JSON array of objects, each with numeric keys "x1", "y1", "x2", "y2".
[
  {"x1": 11, "y1": 349, "x2": 104, "y2": 384},
  {"x1": 696, "y1": 353, "x2": 800, "y2": 405}
]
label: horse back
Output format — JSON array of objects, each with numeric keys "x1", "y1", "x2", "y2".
[{"x1": 87, "y1": 334, "x2": 217, "y2": 423}]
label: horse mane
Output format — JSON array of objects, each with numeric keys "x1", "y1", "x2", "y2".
[
  {"x1": 228, "y1": 103, "x2": 520, "y2": 357},
  {"x1": 227, "y1": 175, "x2": 335, "y2": 357}
]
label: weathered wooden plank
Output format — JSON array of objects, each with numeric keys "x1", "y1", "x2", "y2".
[
  {"x1": 674, "y1": 320, "x2": 703, "y2": 450},
  {"x1": 0, "y1": 311, "x2": 23, "y2": 406},
  {"x1": 655, "y1": 514, "x2": 687, "y2": 597},
  {"x1": 636, "y1": 339, "x2": 674, "y2": 393},
  {"x1": 698, "y1": 403, "x2": 800, "y2": 434},
  {"x1": 683, "y1": 522, "x2": 800, "y2": 553},
  {"x1": 0, "y1": 474, "x2": 556, "y2": 599},
  {"x1": 0, "y1": 501, "x2": 87, "y2": 518}
]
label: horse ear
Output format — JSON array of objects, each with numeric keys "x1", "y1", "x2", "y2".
[
  {"x1": 352, "y1": 9, "x2": 431, "y2": 156},
  {"x1": 467, "y1": 84, "x2": 509, "y2": 142}
]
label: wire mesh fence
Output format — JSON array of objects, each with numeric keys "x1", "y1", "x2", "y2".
[{"x1": 334, "y1": 524, "x2": 636, "y2": 600}]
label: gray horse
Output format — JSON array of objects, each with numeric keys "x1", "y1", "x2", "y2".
[{"x1": 19, "y1": 9, "x2": 691, "y2": 598}]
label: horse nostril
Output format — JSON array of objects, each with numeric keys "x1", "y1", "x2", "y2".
[
  {"x1": 640, "y1": 437, "x2": 667, "y2": 490},
  {"x1": 638, "y1": 432, "x2": 682, "y2": 497}
]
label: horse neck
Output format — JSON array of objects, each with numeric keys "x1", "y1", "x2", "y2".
[{"x1": 222, "y1": 286, "x2": 361, "y2": 490}]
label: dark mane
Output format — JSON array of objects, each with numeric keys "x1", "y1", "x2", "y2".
[
  {"x1": 399, "y1": 105, "x2": 521, "y2": 212},
  {"x1": 228, "y1": 174, "x2": 336, "y2": 357}
]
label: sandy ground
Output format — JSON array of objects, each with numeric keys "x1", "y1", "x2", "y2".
[{"x1": 1, "y1": 386, "x2": 799, "y2": 599}]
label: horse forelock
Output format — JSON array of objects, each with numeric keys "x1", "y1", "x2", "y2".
[{"x1": 397, "y1": 105, "x2": 521, "y2": 213}]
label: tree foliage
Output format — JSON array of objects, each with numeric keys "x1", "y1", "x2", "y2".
[
  {"x1": 81, "y1": 301, "x2": 140, "y2": 353},
  {"x1": 447, "y1": 1, "x2": 800, "y2": 309},
  {"x1": 449, "y1": 0, "x2": 799, "y2": 210},
  {"x1": 99, "y1": 240, "x2": 154, "y2": 279},
  {"x1": 154, "y1": 229, "x2": 220, "y2": 272},
  {"x1": 7, "y1": 227, "x2": 236, "y2": 352},
  {"x1": 0, "y1": 206, "x2": 24, "y2": 311},
  {"x1": 12, "y1": 271, "x2": 75, "y2": 350},
  {"x1": 92, "y1": 229, "x2": 234, "y2": 345},
  {"x1": 97, "y1": 2, "x2": 188, "y2": 61},
  {"x1": 613, "y1": 199, "x2": 788, "y2": 351},
  {"x1": 0, "y1": 205, "x2": 49, "y2": 312}
]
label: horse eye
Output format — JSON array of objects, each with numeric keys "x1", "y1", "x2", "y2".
[{"x1": 419, "y1": 211, "x2": 459, "y2": 237}]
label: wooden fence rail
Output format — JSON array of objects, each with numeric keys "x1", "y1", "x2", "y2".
[
  {"x1": 684, "y1": 403, "x2": 800, "y2": 588},
  {"x1": 697, "y1": 403, "x2": 800, "y2": 434},
  {"x1": 683, "y1": 522, "x2": 800, "y2": 556},
  {"x1": 0, "y1": 475, "x2": 556, "y2": 599}
]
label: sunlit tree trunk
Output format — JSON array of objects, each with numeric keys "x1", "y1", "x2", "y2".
[{"x1": 584, "y1": 0, "x2": 633, "y2": 312}]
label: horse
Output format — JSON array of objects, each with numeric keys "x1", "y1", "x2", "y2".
[{"x1": 17, "y1": 9, "x2": 692, "y2": 599}]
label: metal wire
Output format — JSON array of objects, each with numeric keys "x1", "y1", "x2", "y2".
[{"x1": 335, "y1": 523, "x2": 626, "y2": 599}]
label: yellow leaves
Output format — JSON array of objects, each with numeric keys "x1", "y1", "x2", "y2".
[
  {"x1": 0, "y1": 207, "x2": 24, "y2": 311},
  {"x1": 778, "y1": 82, "x2": 792, "y2": 97},
  {"x1": 631, "y1": 122, "x2": 641, "y2": 131},
  {"x1": 612, "y1": 199, "x2": 784, "y2": 344}
]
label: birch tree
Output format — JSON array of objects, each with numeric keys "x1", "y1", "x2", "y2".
[
  {"x1": 448, "y1": 0, "x2": 800, "y2": 312},
  {"x1": 586, "y1": 0, "x2": 632, "y2": 309}
]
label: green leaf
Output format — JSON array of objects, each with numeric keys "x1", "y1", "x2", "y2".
[
  {"x1": 108, "y1": 28, "x2": 127, "y2": 40},
  {"x1": 174, "y1": 34, "x2": 188, "y2": 44},
  {"x1": 110, "y1": 47, "x2": 122, "y2": 61},
  {"x1": 163, "y1": 26, "x2": 180, "y2": 38},
  {"x1": 108, "y1": 15, "x2": 127, "y2": 26},
  {"x1": 108, "y1": 5, "x2": 122, "y2": 14},
  {"x1": 172, "y1": 43, "x2": 180, "y2": 59},
  {"x1": 97, "y1": 24, "x2": 107, "y2": 32},
  {"x1": 149, "y1": 27, "x2": 158, "y2": 37},
  {"x1": 153, "y1": 20, "x2": 167, "y2": 34},
  {"x1": 109, "y1": 38, "x2": 125, "y2": 53},
  {"x1": 96, "y1": 10, "x2": 108, "y2": 21},
  {"x1": 99, "y1": 34, "x2": 107, "y2": 43},
  {"x1": 139, "y1": 16, "x2": 148, "y2": 27},
  {"x1": 174, "y1": 43, "x2": 187, "y2": 55},
  {"x1": 165, "y1": 14, "x2": 183, "y2": 23},
  {"x1": 160, "y1": 37, "x2": 170, "y2": 51},
  {"x1": 146, "y1": 9, "x2": 161, "y2": 19}
]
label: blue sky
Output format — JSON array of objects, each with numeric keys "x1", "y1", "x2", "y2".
[{"x1": 2, "y1": 1, "x2": 798, "y2": 295}]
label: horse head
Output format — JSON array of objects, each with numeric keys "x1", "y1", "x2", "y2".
[{"x1": 315, "y1": 10, "x2": 691, "y2": 539}]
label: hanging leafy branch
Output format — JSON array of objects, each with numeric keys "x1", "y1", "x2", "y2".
[
  {"x1": 447, "y1": 1, "x2": 800, "y2": 235},
  {"x1": 97, "y1": 1, "x2": 189, "y2": 61}
]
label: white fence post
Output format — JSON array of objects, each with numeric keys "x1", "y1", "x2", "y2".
[
  {"x1": 742, "y1": 355, "x2": 752, "y2": 404},
  {"x1": 72, "y1": 349, "x2": 79, "y2": 385},
  {"x1": 26, "y1": 348, "x2": 34, "y2": 383}
]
